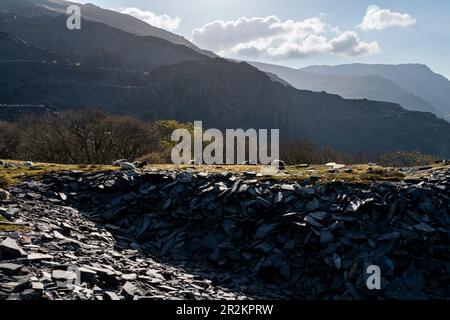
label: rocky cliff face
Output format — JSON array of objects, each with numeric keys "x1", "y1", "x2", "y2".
[{"x1": 1, "y1": 164, "x2": 449, "y2": 300}]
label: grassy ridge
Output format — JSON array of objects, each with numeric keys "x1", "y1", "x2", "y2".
[
  {"x1": 2, "y1": 160, "x2": 447, "y2": 188},
  {"x1": 0, "y1": 161, "x2": 116, "y2": 187}
]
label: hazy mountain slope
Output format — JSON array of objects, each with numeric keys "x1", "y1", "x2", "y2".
[
  {"x1": 250, "y1": 61, "x2": 442, "y2": 117},
  {"x1": 136, "y1": 60, "x2": 450, "y2": 157},
  {"x1": 0, "y1": 0, "x2": 215, "y2": 56},
  {"x1": 1, "y1": 12, "x2": 450, "y2": 156},
  {"x1": 302, "y1": 63, "x2": 450, "y2": 119},
  {"x1": 0, "y1": 31, "x2": 57, "y2": 61},
  {"x1": 2, "y1": 44, "x2": 450, "y2": 157},
  {"x1": 0, "y1": 13, "x2": 209, "y2": 71}
]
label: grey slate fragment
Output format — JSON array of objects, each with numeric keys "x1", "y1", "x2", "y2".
[{"x1": 0, "y1": 238, "x2": 26, "y2": 257}]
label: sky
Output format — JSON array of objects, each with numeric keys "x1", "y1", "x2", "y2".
[{"x1": 73, "y1": 0, "x2": 450, "y2": 78}]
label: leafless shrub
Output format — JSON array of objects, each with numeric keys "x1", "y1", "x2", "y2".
[
  {"x1": 136, "y1": 150, "x2": 171, "y2": 164},
  {"x1": 0, "y1": 121, "x2": 20, "y2": 159},
  {"x1": 375, "y1": 150, "x2": 439, "y2": 167},
  {"x1": 280, "y1": 139, "x2": 353, "y2": 165},
  {"x1": 13, "y1": 108, "x2": 159, "y2": 164}
]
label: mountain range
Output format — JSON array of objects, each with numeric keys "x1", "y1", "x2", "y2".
[
  {"x1": 1, "y1": 0, "x2": 450, "y2": 157},
  {"x1": 250, "y1": 61, "x2": 450, "y2": 120}
]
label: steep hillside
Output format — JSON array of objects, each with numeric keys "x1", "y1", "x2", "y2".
[
  {"x1": 0, "y1": 31, "x2": 56, "y2": 61},
  {"x1": 2, "y1": 52, "x2": 450, "y2": 156},
  {"x1": 0, "y1": 0, "x2": 215, "y2": 56},
  {"x1": 136, "y1": 59, "x2": 450, "y2": 156},
  {"x1": 0, "y1": 13, "x2": 209, "y2": 71}
]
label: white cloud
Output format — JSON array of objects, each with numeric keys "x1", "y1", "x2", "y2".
[
  {"x1": 117, "y1": 7, "x2": 181, "y2": 31},
  {"x1": 330, "y1": 31, "x2": 381, "y2": 56},
  {"x1": 191, "y1": 15, "x2": 380, "y2": 59},
  {"x1": 359, "y1": 5, "x2": 416, "y2": 30}
]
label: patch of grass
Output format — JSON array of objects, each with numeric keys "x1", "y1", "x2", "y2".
[
  {"x1": 147, "y1": 164, "x2": 262, "y2": 173},
  {"x1": 0, "y1": 160, "x2": 116, "y2": 186},
  {"x1": 261, "y1": 164, "x2": 407, "y2": 184},
  {"x1": 0, "y1": 213, "x2": 29, "y2": 232},
  {"x1": 0, "y1": 216, "x2": 30, "y2": 232},
  {"x1": 119, "y1": 163, "x2": 446, "y2": 184},
  {"x1": 0, "y1": 174, "x2": 15, "y2": 187},
  {"x1": 0, "y1": 224, "x2": 30, "y2": 232},
  {"x1": 359, "y1": 167, "x2": 405, "y2": 182},
  {"x1": 154, "y1": 163, "x2": 409, "y2": 184}
]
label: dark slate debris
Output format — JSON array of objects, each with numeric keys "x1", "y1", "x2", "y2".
[{"x1": 1, "y1": 165, "x2": 450, "y2": 300}]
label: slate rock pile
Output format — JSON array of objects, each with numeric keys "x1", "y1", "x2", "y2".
[
  {"x1": 1, "y1": 166, "x2": 449, "y2": 300},
  {"x1": 0, "y1": 199, "x2": 250, "y2": 300}
]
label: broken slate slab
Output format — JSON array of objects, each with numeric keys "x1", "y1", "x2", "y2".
[
  {"x1": 104, "y1": 291, "x2": 121, "y2": 300},
  {"x1": 255, "y1": 224, "x2": 277, "y2": 239},
  {"x1": 27, "y1": 253, "x2": 54, "y2": 261},
  {"x1": 0, "y1": 238, "x2": 26, "y2": 258},
  {"x1": 52, "y1": 270, "x2": 77, "y2": 281},
  {"x1": 413, "y1": 223, "x2": 436, "y2": 233},
  {"x1": 0, "y1": 263, "x2": 23, "y2": 275},
  {"x1": 122, "y1": 281, "x2": 140, "y2": 298}
]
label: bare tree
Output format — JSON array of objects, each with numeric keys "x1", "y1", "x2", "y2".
[{"x1": 16, "y1": 108, "x2": 158, "y2": 164}]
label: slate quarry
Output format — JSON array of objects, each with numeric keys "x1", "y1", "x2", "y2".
[{"x1": 0, "y1": 166, "x2": 449, "y2": 300}]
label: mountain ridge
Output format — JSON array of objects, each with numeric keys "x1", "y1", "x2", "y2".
[
  {"x1": 0, "y1": 13, "x2": 210, "y2": 71},
  {"x1": 249, "y1": 61, "x2": 445, "y2": 119},
  {"x1": 302, "y1": 63, "x2": 450, "y2": 119},
  {"x1": 0, "y1": 0, "x2": 216, "y2": 57},
  {"x1": 1, "y1": 8, "x2": 450, "y2": 156}
]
